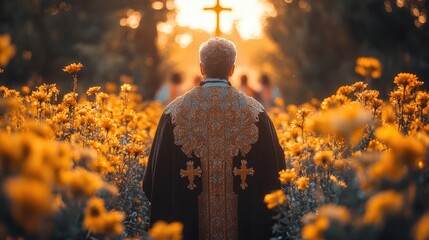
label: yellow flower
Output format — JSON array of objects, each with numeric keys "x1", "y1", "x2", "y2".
[
  {"x1": 314, "y1": 150, "x2": 334, "y2": 168},
  {"x1": 83, "y1": 197, "x2": 125, "y2": 237},
  {"x1": 21, "y1": 85, "x2": 31, "y2": 95},
  {"x1": 125, "y1": 143, "x2": 145, "y2": 157},
  {"x1": 101, "y1": 211, "x2": 126, "y2": 237},
  {"x1": 318, "y1": 204, "x2": 351, "y2": 223},
  {"x1": 414, "y1": 213, "x2": 429, "y2": 240},
  {"x1": 120, "y1": 83, "x2": 132, "y2": 92},
  {"x1": 288, "y1": 142, "x2": 303, "y2": 156},
  {"x1": 394, "y1": 137, "x2": 425, "y2": 167},
  {"x1": 375, "y1": 125, "x2": 402, "y2": 145},
  {"x1": 63, "y1": 62, "x2": 83, "y2": 74},
  {"x1": 416, "y1": 91, "x2": 429, "y2": 108},
  {"x1": 264, "y1": 189, "x2": 287, "y2": 209},
  {"x1": 86, "y1": 86, "x2": 101, "y2": 96},
  {"x1": 105, "y1": 82, "x2": 117, "y2": 93},
  {"x1": 337, "y1": 180, "x2": 347, "y2": 188},
  {"x1": 296, "y1": 177, "x2": 310, "y2": 190},
  {"x1": 274, "y1": 97, "x2": 284, "y2": 107},
  {"x1": 368, "y1": 151, "x2": 406, "y2": 182},
  {"x1": 296, "y1": 108, "x2": 312, "y2": 120},
  {"x1": 336, "y1": 85, "x2": 354, "y2": 96},
  {"x1": 333, "y1": 159, "x2": 345, "y2": 171},
  {"x1": 329, "y1": 175, "x2": 348, "y2": 188},
  {"x1": 149, "y1": 220, "x2": 184, "y2": 240},
  {"x1": 302, "y1": 204, "x2": 351, "y2": 240},
  {"x1": 376, "y1": 126, "x2": 425, "y2": 167},
  {"x1": 381, "y1": 105, "x2": 396, "y2": 124},
  {"x1": 363, "y1": 190, "x2": 404, "y2": 225},
  {"x1": 62, "y1": 92, "x2": 77, "y2": 106},
  {"x1": 367, "y1": 139, "x2": 386, "y2": 152},
  {"x1": 352, "y1": 81, "x2": 368, "y2": 91},
  {"x1": 355, "y1": 57, "x2": 382, "y2": 79},
  {"x1": 100, "y1": 118, "x2": 115, "y2": 132},
  {"x1": 0, "y1": 34, "x2": 16, "y2": 66},
  {"x1": 85, "y1": 197, "x2": 106, "y2": 218},
  {"x1": 31, "y1": 90, "x2": 49, "y2": 103},
  {"x1": 329, "y1": 175, "x2": 338, "y2": 182},
  {"x1": 302, "y1": 217, "x2": 329, "y2": 240},
  {"x1": 311, "y1": 103, "x2": 372, "y2": 140},
  {"x1": 96, "y1": 92, "x2": 109, "y2": 103},
  {"x1": 4, "y1": 177, "x2": 55, "y2": 233},
  {"x1": 393, "y1": 73, "x2": 419, "y2": 87},
  {"x1": 62, "y1": 167, "x2": 104, "y2": 198},
  {"x1": 139, "y1": 156, "x2": 149, "y2": 167},
  {"x1": 279, "y1": 168, "x2": 297, "y2": 183}
]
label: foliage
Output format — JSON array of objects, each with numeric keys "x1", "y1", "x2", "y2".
[
  {"x1": 0, "y1": 0, "x2": 172, "y2": 99},
  {"x1": 0, "y1": 64, "x2": 163, "y2": 239},
  {"x1": 1, "y1": 60, "x2": 429, "y2": 240},
  {"x1": 267, "y1": 70, "x2": 429, "y2": 239},
  {"x1": 265, "y1": 0, "x2": 429, "y2": 103}
]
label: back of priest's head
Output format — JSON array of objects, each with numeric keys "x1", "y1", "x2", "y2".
[{"x1": 199, "y1": 37, "x2": 237, "y2": 80}]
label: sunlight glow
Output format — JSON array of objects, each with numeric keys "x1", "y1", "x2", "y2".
[
  {"x1": 175, "y1": 0, "x2": 276, "y2": 39},
  {"x1": 120, "y1": 9, "x2": 142, "y2": 29},
  {"x1": 175, "y1": 34, "x2": 193, "y2": 48}
]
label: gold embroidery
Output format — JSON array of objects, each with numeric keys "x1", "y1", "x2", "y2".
[
  {"x1": 166, "y1": 86, "x2": 264, "y2": 240},
  {"x1": 233, "y1": 160, "x2": 255, "y2": 190},
  {"x1": 180, "y1": 161, "x2": 202, "y2": 190}
]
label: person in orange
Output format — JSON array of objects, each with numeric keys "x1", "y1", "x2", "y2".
[
  {"x1": 258, "y1": 74, "x2": 281, "y2": 109},
  {"x1": 154, "y1": 72, "x2": 183, "y2": 105},
  {"x1": 238, "y1": 74, "x2": 256, "y2": 98}
]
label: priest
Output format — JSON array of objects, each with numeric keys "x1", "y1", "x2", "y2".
[{"x1": 143, "y1": 37, "x2": 286, "y2": 240}]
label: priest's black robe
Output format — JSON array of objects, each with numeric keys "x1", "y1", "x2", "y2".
[{"x1": 143, "y1": 85, "x2": 286, "y2": 240}]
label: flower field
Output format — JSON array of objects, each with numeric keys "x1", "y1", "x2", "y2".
[{"x1": 0, "y1": 64, "x2": 428, "y2": 240}]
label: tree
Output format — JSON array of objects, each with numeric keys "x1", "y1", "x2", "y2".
[
  {"x1": 0, "y1": 0, "x2": 171, "y2": 99},
  {"x1": 265, "y1": 0, "x2": 429, "y2": 103}
]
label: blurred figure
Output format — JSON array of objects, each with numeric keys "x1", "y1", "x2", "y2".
[
  {"x1": 258, "y1": 74, "x2": 281, "y2": 109},
  {"x1": 238, "y1": 74, "x2": 255, "y2": 98},
  {"x1": 155, "y1": 72, "x2": 183, "y2": 105},
  {"x1": 193, "y1": 75, "x2": 202, "y2": 87}
]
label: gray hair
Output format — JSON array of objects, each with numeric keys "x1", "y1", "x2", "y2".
[{"x1": 199, "y1": 37, "x2": 237, "y2": 79}]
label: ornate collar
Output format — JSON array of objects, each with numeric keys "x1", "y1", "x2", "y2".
[{"x1": 200, "y1": 78, "x2": 231, "y2": 87}]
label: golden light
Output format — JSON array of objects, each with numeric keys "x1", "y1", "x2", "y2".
[
  {"x1": 418, "y1": 160, "x2": 425, "y2": 169},
  {"x1": 419, "y1": 14, "x2": 427, "y2": 24},
  {"x1": 157, "y1": 21, "x2": 175, "y2": 34},
  {"x1": 298, "y1": 0, "x2": 311, "y2": 11},
  {"x1": 175, "y1": 34, "x2": 193, "y2": 48},
  {"x1": 165, "y1": 0, "x2": 176, "y2": 10},
  {"x1": 175, "y1": 0, "x2": 276, "y2": 39},
  {"x1": 152, "y1": 1, "x2": 164, "y2": 10},
  {"x1": 412, "y1": 8, "x2": 420, "y2": 17},
  {"x1": 119, "y1": 9, "x2": 142, "y2": 29}
]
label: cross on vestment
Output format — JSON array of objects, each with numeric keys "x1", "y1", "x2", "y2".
[
  {"x1": 233, "y1": 160, "x2": 255, "y2": 190},
  {"x1": 203, "y1": 0, "x2": 232, "y2": 36},
  {"x1": 180, "y1": 161, "x2": 202, "y2": 190}
]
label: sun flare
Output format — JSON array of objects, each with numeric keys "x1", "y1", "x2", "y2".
[{"x1": 175, "y1": 0, "x2": 276, "y2": 39}]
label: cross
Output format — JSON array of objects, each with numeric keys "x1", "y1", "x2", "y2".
[
  {"x1": 233, "y1": 160, "x2": 255, "y2": 190},
  {"x1": 204, "y1": 0, "x2": 232, "y2": 36},
  {"x1": 180, "y1": 161, "x2": 202, "y2": 190}
]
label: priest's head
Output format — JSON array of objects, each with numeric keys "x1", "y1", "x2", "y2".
[{"x1": 199, "y1": 37, "x2": 236, "y2": 80}]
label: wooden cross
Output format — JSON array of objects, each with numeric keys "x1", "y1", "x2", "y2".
[
  {"x1": 233, "y1": 160, "x2": 255, "y2": 190},
  {"x1": 204, "y1": 0, "x2": 232, "y2": 36},
  {"x1": 180, "y1": 161, "x2": 202, "y2": 190}
]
